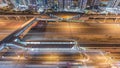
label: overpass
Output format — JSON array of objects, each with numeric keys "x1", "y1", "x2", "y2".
[
  {"x1": 0, "y1": 17, "x2": 73, "y2": 50},
  {"x1": 36, "y1": 18, "x2": 59, "y2": 22},
  {"x1": 0, "y1": 16, "x2": 120, "y2": 53},
  {"x1": 0, "y1": 18, "x2": 37, "y2": 50}
]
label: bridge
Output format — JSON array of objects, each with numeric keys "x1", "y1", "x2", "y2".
[
  {"x1": 0, "y1": 18, "x2": 37, "y2": 50},
  {"x1": 0, "y1": 17, "x2": 76, "y2": 51}
]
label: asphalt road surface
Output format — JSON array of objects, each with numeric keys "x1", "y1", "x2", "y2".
[
  {"x1": 0, "y1": 19, "x2": 119, "y2": 68},
  {"x1": 23, "y1": 22, "x2": 120, "y2": 45},
  {"x1": 0, "y1": 48, "x2": 110, "y2": 68},
  {"x1": 0, "y1": 20, "x2": 26, "y2": 41}
]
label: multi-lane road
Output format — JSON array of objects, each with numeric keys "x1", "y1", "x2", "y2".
[
  {"x1": 0, "y1": 47, "x2": 111, "y2": 68},
  {"x1": 22, "y1": 21, "x2": 120, "y2": 64},
  {"x1": 0, "y1": 20, "x2": 26, "y2": 41},
  {"x1": 1, "y1": 14, "x2": 120, "y2": 68},
  {"x1": 24, "y1": 22, "x2": 120, "y2": 44}
]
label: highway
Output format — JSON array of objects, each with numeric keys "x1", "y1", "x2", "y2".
[
  {"x1": 21, "y1": 21, "x2": 120, "y2": 65},
  {"x1": 0, "y1": 17, "x2": 113, "y2": 68},
  {"x1": 0, "y1": 13, "x2": 120, "y2": 68},
  {"x1": 0, "y1": 20, "x2": 26, "y2": 41},
  {"x1": 23, "y1": 22, "x2": 120, "y2": 44},
  {"x1": 0, "y1": 48, "x2": 110, "y2": 68}
]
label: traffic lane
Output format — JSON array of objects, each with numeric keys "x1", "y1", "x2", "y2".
[
  {"x1": 85, "y1": 52, "x2": 108, "y2": 65},
  {"x1": 0, "y1": 21, "x2": 24, "y2": 30},
  {"x1": 0, "y1": 49, "x2": 26, "y2": 68},
  {"x1": 45, "y1": 28, "x2": 114, "y2": 34},
  {"x1": 79, "y1": 44, "x2": 120, "y2": 47},
  {"x1": 0, "y1": 49, "x2": 109, "y2": 68},
  {"x1": 47, "y1": 22, "x2": 91, "y2": 28},
  {"x1": 86, "y1": 18, "x2": 120, "y2": 24},
  {"x1": 0, "y1": 49, "x2": 99, "y2": 64},
  {"x1": 0, "y1": 49, "x2": 86, "y2": 67},
  {"x1": 29, "y1": 22, "x2": 120, "y2": 34},
  {"x1": 23, "y1": 22, "x2": 120, "y2": 43},
  {"x1": 47, "y1": 22, "x2": 120, "y2": 29},
  {"x1": 45, "y1": 24, "x2": 120, "y2": 34},
  {"x1": 24, "y1": 32, "x2": 120, "y2": 46},
  {"x1": 0, "y1": 21, "x2": 25, "y2": 41},
  {"x1": 26, "y1": 44, "x2": 74, "y2": 48},
  {"x1": 0, "y1": 35, "x2": 9, "y2": 41}
]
